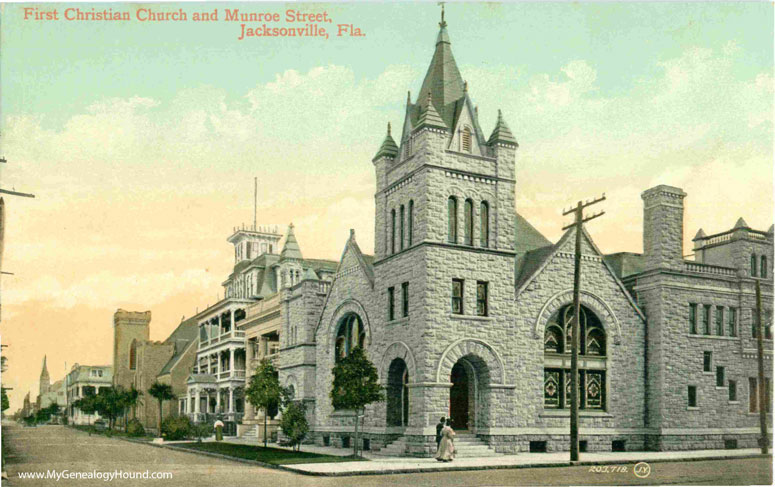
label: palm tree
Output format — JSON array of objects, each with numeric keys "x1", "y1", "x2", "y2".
[
  {"x1": 147, "y1": 382, "x2": 174, "y2": 437},
  {"x1": 120, "y1": 386, "x2": 142, "y2": 430}
]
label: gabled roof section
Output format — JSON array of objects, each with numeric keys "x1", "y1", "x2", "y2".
[
  {"x1": 488, "y1": 109, "x2": 518, "y2": 146},
  {"x1": 515, "y1": 212, "x2": 552, "y2": 254},
  {"x1": 158, "y1": 316, "x2": 198, "y2": 376},
  {"x1": 280, "y1": 223, "x2": 303, "y2": 261},
  {"x1": 373, "y1": 123, "x2": 399, "y2": 162},
  {"x1": 340, "y1": 229, "x2": 374, "y2": 285},
  {"x1": 515, "y1": 225, "x2": 646, "y2": 322}
]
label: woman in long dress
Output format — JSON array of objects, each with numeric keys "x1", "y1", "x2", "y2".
[{"x1": 436, "y1": 418, "x2": 456, "y2": 462}]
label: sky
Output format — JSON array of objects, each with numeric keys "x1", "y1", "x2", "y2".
[{"x1": 1, "y1": 2, "x2": 772, "y2": 413}]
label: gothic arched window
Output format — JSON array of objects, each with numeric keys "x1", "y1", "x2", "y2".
[
  {"x1": 400, "y1": 205, "x2": 405, "y2": 251},
  {"x1": 391, "y1": 209, "x2": 397, "y2": 254},
  {"x1": 480, "y1": 201, "x2": 489, "y2": 248},
  {"x1": 462, "y1": 127, "x2": 472, "y2": 152},
  {"x1": 408, "y1": 200, "x2": 414, "y2": 246},
  {"x1": 129, "y1": 340, "x2": 137, "y2": 370},
  {"x1": 761, "y1": 255, "x2": 768, "y2": 279},
  {"x1": 335, "y1": 313, "x2": 366, "y2": 362},
  {"x1": 464, "y1": 199, "x2": 474, "y2": 246},
  {"x1": 751, "y1": 254, "x2": 758, "y2": 277},
  {"x1": 543, "y1": 305, "x2": 607, "y2": 410},
  {"x1": 447, "y1": 197, "x2": 458, "y2": 243}
]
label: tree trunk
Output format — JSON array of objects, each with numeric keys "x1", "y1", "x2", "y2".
[
  {"x1": 353, "y1": 410, "x2": 358, "y2": 457},
  {"x1": 158, "y1": 401, "x2": 163, "y2": 438},
  {"x1": 264, "y1": 409, "x2": 268, "y2": 448}
]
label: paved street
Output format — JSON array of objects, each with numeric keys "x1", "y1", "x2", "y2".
[{"x1": 2, "y1": 423, "x2": 772, "y2": 486}]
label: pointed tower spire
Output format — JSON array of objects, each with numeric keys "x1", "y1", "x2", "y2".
[
  {"x1": 416, "y1": 12, "x2": 465, "y2": 129},
  {"x1": 693, "y1": 228, "x2": 707, "y2": 241},
  {"x1": 39, "y1": 355, "x2": 50, "y2": 396},
  {"x1": 372, "y1": 122, "x2": 399, "y2": 162},
  {"x1": 734, "y1": 217, "x2": 749, "y2": 229},
  {"x1": 280, "y1": 223, "x2": 303, "y2": 261},
  {"x1": 488, "y1": 109, "x2": 518, "y2": 146},
  {"x1": 416, "y1": 91, "x2": 447, "y2": 130}
]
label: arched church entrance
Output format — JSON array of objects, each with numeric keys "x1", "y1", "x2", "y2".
[
  {"x1": 386, "y1": 358, "x2": 409, "y2": 427},
  {"x1": 449, "y1": 356, "x2": 489, "y2": 432}
]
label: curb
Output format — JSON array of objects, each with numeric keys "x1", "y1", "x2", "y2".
[
  {"x1": 65, "y1": 428, "x2": 773, "y2": 478},
  {"x1": 277, "y1": 453, "x2": 773, "y2": 477}
]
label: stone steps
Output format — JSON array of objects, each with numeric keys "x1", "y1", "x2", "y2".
[{"x1": 374, "y1": 433, "x2": 500, "y2": 457}]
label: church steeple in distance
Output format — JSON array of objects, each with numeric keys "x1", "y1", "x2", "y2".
[{"x1": 39, "y1": 355, "x2": 50, "y2": 396}]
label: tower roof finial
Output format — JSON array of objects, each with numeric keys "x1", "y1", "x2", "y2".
[
  {"x1": 387, "y1": 122, "x2": 391, "y2": 136},
  {"x1": 439, "y1": 2, "x2": 446, "y2": 28}
]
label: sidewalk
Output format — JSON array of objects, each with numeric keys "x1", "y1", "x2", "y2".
[
  {"x1": 284, "y1": 448, "x2": 767, "y2": 476},
  {"x1": 222, "y1": 436, "x2": 769, "y2": 476}
]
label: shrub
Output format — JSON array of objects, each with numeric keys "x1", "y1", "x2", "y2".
[
  {"x1": 126, "y1": 418, "x2": 146, "y2": 437},
  {"x1": 192, "y1": 422, "x2": 213, "y2": 442},
  {"x1": 161, "y1": 415, "x2": 192, "y2": 441}
]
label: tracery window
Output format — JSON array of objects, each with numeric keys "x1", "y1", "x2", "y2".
[
  {"x1": 543, "y1": 304, "x2": 607, "y2": 410},
  {"x1": 335, "y1": 313, "x2": 366, "y2": 362},
  {"x1": 129, "y1": 341, "x2": 137, "y2": 370}
]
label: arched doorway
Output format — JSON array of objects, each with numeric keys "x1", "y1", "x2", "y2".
[
  {"x1": 449, "y1": 356, "x2": 490, "y2": 432},
  {"x1": 386, "y1": 358, "x2": 409, "y2": 427},
  {"x1": 450, "y1": 362, "x2": 469, "y2": 430}
]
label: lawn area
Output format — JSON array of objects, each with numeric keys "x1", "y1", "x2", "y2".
[{"x1": 180, "y1": 442, "x2": 369, "y2": 465}]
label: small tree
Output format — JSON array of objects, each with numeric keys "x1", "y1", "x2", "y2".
[
  {"x1": 2, "y1": 388, "x2": 9, "y2": 413},
  {"x1": 94, "y1": 388, "x2": 123, "y2": 429},
  {"x1": 148, "y1": 382, "x2": 175, "y2": 437},
  {"x1": 330, "y1": 347, "x2": 383, "y2": 457},
  {"x1": 279, "y1": 401, "x2": 309, "y2": 452},
  {"x1": 74, "y1": 395, "x2": 97, "y2": 425},
  {"x1": 245, "y1": 359, "x2": 284, "y2": 448}
]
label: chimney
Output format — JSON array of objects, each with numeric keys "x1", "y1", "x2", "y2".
[{"x1": 641, "y1": 185, "x2": 687, "y2": 270}]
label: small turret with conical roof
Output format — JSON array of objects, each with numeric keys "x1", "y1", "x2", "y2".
[
  {"x1": 488, "y1": 109, "x2": 519, "y2": 147},
  {"x1": 415, "y1": 91, "x2": 447, "y2": 131},
  {"x1": 276, "y1": 224, "x2": 304, "y2": 289},
  {"x1": 280, "y1": 223, "x2": 303, "y2": 261},
  {"x1": 372, "y1": 122, "x2": 399, "y2": 162}
]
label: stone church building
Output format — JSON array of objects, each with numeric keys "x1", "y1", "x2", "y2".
[{"x1": 278, "y1": 18, "x2": 773, "y2": 455}]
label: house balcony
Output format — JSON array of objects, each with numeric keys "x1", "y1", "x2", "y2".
[
  {"x1": 217, "y1": 369, "x2": 246, "y2": 381},
  {"x1": 199, "y1": 330, "x2": 246, "y2": 351}
]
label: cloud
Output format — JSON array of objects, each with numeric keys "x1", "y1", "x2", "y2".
[{"x1": 4, "y1": 268, "x2": 221, "y2": 310}]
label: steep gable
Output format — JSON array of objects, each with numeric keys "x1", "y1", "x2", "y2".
[{"x1": 516, "y1": 225, "x2": 645, "y2": 321}]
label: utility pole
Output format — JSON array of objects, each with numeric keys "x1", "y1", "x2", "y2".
[
  {"x1": 755, "y1": 279, "x2": 769, "y2": 454},
  {"x1": 561, "y1": 194, "x2": 605, "y2": 463},
  {"x1": 253, "y1": 177, "x2": 257, "y2": 231}
]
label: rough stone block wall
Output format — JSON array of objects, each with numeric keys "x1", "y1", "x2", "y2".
[{"x1": 515, "y1": 227, "x2": 648, "y2": 435}]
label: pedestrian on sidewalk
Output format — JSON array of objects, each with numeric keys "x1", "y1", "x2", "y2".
[
  {"x1": 214, "y1": 419, "x2": 224, "y2": 441},
  {"x1": 436, "y1": 418, "x2": 456, "y2": 462},
  {"x1": 435, "y1": 416, "x2": 445, "y2": 455}
]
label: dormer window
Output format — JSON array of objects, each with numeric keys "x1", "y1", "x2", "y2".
[{"x1": 462, "y1": 127, "x2": 472, "y2": 152}]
